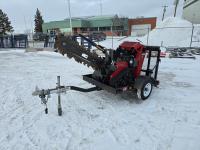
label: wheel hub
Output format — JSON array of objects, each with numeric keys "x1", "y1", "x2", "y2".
[{"x1": 143, "y1": 83, "x2": 152, "y2": 97}]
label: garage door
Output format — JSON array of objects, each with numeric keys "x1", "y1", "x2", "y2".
[{"x1": 131, "y1": 24, "x2": 151, "y2": 37}]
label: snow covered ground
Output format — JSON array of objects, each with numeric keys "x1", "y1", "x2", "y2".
[
  {"x1": 0, "y1": 17, "x2": 200, "y2": 150},
  {"x1": 0, "y1": 48, "x2": 200, "y2": 150}
]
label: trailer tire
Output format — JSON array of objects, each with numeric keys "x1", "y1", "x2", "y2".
[{"x1": 136, "y1": 77, "x2": 153, "y2": 100}]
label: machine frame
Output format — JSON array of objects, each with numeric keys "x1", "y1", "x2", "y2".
[{"x1": 83, "y1": 45, "x2": 161, "y2": 94}]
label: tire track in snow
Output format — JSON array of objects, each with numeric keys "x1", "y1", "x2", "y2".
[
  {"x1": 22, "y1": 109, "x2": 46, "y2": 149},
  {"x1": 0, "y1": 106, "x2": 41, "y2": 149},
  {"x1": 73, "y1": 91, "x2": 132, "y2": 146},
  {"x1": 63, "y1": 93, "x2": 84, "y2": 150}
]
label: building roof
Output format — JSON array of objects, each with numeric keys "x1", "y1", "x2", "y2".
[
  {"x1": 67, "y1": 15, "x2": 116, "y2": 20},
  {"x1": 87, "y1": 15, "x2": 121, "y2": 27},
  {"x1": 42, "y1": 19, "x2": 89, "y2": 29},
  {"x1": 42, "y1": 15, "x2": 126, "y2": 32},
  {"x1": 87, "y1": 15, "x2": 117, "y2": 20}
]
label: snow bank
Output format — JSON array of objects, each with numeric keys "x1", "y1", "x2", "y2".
[
  {"x1": 140, "y1": 17, "x2": 200, "y2": 47},
  {"x1": 157, "y1": 17, "x2": 192, "y2": 28},
  {"x1": 102, "y1": 17, "x2": 200, "y2": 48}
]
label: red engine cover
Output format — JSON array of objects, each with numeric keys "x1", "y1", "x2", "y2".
[
  {"x1": 119, "y1": 41, "x2": 140, "y2": 51},
  {"x1": 112, "y1": 41, "x2": 146, "y2": 79}
]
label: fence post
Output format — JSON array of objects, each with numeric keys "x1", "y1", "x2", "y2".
[
  {"x1": 111, "y1": 26, "x2": 113, "y2": 49},
  {"x1": 0, "y1": 36, "x2": 2, "y2": 48},
  {"x1": 161, "y1": 41, "x2": 163, "y2": 47},
  {"x1": 11, "y1": 34, "x2": 14, "y2": 48},
  {"x1": 147, "y1": 27, "x2": 150, "y2": 45},
  {"x1": 2, "y1": 36, "x2": 4, "y2": 48},
  {"x1": 190, "y1": 25, "x2": 194, "y2": 47}
]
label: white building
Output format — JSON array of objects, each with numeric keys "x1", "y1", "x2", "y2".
[{"x1": 182, "y1": 0, "x2": 200, "y2": 24}]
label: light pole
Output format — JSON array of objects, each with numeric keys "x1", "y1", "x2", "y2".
[
  {"x1": 100, "y1": 0, "x2": 103, "y2": 16},
  {"x1": 162, "y1": 5, "x2": 168, "y2": 21},
  {"x1": 174, "y1": 0, "x2": 179, "y2": 17},
  {"x1": 67, "y1": 0, "x2": 73, "y2": 35}
]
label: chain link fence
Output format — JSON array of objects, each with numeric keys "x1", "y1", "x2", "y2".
[{"x1": 0, "y1": 34, "x2": 28, "y2": 48}]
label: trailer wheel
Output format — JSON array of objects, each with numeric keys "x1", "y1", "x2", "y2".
[{"x1": 136, "y1": 78, "x2": 153, "y2": 100}]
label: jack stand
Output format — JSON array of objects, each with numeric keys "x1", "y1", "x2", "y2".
[
  {"x1": 32, "y1": 76, "x2": 100, "y2": 116},
  {"x1": 57, "y1": 95, "x2": 62, "y2": 116},
  {"x1": 57, "y1": 76, "x2": 62, "y2": 116},
  {"x1": 45, "y1": 107, "x2": 48, "y2": 114}
]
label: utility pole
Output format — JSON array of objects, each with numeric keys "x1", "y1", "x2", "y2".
[
  {"x1": 23, "y1": 16, "x2": 28, "y2": 33},
  {"x1": 174, "y1": 0, "x2": 179, "y2": 17},
  {"x1": 162, "y1": 5, "x2": 168, "y2": 21},
  {"x1": 67, "y1": 0, "x2": 73, "y2": 35},
  {"x1": 100, "y1": 0, "x2": 103, "y2": 16}
]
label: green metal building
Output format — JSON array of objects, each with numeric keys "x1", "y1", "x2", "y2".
[{"x1": 42, "y1": 15, "x2": 128, "y2": 36}]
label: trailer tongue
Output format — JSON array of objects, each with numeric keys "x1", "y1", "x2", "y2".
[{"x1": 33, "y1": 34, "x2": 161, "y2": 116}]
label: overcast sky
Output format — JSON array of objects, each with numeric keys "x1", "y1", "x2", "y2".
[{"x1": 0, "y1": 0, "x2": 184, "y2": 33}]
